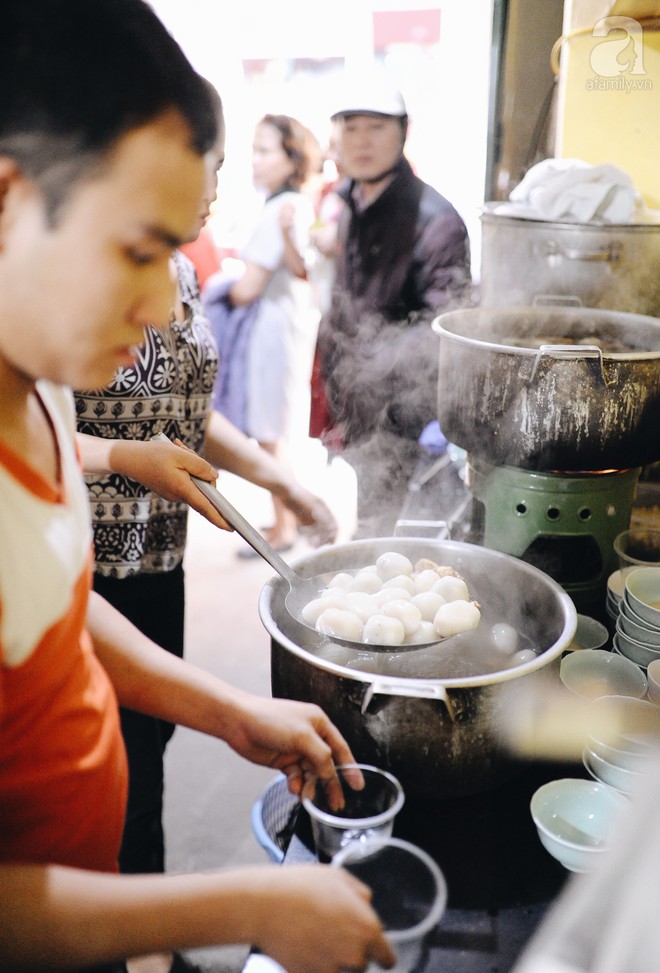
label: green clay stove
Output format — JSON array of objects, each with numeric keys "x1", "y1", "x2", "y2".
[{"x1": 466, "y1": 459, "x2": 641, "y2": 616}]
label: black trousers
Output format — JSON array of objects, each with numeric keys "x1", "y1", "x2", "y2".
[{"x1": 94, "y1": 565, "x2": 185, "y2": 875}]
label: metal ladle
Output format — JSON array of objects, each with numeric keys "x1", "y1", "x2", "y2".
[{"x1": 188, "y1": 469, "x2": 442, "y2": 653}]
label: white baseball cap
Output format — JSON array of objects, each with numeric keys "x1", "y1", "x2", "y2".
[{"x1": 331, "y1": 73, "x2": 407, "y2": 120}]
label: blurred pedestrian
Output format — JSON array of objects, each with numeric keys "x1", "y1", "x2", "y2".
[
  {"x1": 206, "y1": 114, "x2": 320, "y2": 554},
  {"x1": 316, "y1": 74, "x2": 472, "y2": 537}
]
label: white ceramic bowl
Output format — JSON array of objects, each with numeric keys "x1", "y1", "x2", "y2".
[
  {"x1": 560, "y1": 648, "x2": 647, "y2": 700},
  {"x1": 613, "y1": 528, "x2": 660, "y2": 574},
  {"x1": 625, "y1": 568, "x2": 660, "y2": 629},
  {"x1": 618, "y1": 608, "x2": 660, "y2": 647},
  {"x1": 607, "y1": 569, "x2": 626, "y2": 603},
  {"x1": 613, "y1": 630, "x2": 660, "y2": 669},
  {"x1": 530, "y1": 778, "x2": 629, "y2": 872},
  {"x1": 647, "y1": 658, "x2": 660, "y2": 706},
  {"x1": 620, "y1": 591, "x2": 660, "y2": 631},
  {"x1": 565, "y1": 615, "x2": 610, "y2": 652},
  {"x1": 583, "y1": 745, "x2": 646, "y2": 795},
  {"x1": 588, "y1": 733, "x2": 654, "y2": 772},
  {"x1": 587, "y1": 694, "x2": 659, "y2": 753}
]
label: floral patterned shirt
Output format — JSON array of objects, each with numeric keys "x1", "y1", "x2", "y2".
[{"x1": 75, "y1": 251, "x2": 218, "y2": 578}]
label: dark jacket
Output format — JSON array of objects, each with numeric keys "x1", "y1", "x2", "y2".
[{"x1": 317, "y1": 156, "x2": 471, "y2": 445}]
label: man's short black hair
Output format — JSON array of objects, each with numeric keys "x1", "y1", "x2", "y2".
[{"x1": 0, "y1": 0, "x2": 218, "y2": 219}]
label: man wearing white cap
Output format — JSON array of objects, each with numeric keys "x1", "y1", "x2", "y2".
[{"x1": 316, "y1": 74, "x2": 471, "y2": 537}]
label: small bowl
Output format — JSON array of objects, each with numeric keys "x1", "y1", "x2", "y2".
[
  {"x1": 583, "y1": 746, "x2": 646, "y2": 795},
  {"x1": 588, "y1": 733, "x2": 654, "y2": 772},
  {"x1": 621, "y1": 590, "x2": 660, "y2": 631},
  {"x1": 613, "y1": 630, "x2": 660, "y2": 669},
  {"x1": 560, "y1": 649, "x2": 647, "y2": 700},
  {"x1": 646, "y1": 658, "x2": 660, "y2": 706},
  {"x1": 587, "y1": 694, "x2": 660, "y2": 753},
  {"x1": 618, "y1": 609, "x2": 660, "y2": 647},
  {"x1": 565, "y1": 615, "x2": 610, "y2": 652},
  {"x1": 614, "y1": 528, "x2": 660, "y2": 574},
  {"x1": 625, "y1": 568, "x2": 660, "y2": 628},
  {"x1": 530, "y1": 778, "x2": 629, "y2": 872},
  {"x1": 607, "y1": 569, "x2": 626, "y2": 604}
]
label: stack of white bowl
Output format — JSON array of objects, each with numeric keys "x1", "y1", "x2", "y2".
[
  {"x1": 612, "y1": 567, "x2": 660, "y2": 671},
  {"x1": 606, "y1": 569, "x2": 625, "y2": 625},
  {"x1": 582, "y1": 694, "x2": 659, "y2": 796}
]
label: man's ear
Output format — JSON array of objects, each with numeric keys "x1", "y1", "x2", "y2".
[
  {"x1": 0, "y1": 157, "x2": 19, "y2": 214},
  {"x1": 0, "y1": 158, "x2": 27, "y2": 247}
]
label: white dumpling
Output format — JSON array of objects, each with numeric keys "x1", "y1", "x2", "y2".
[
  {"x1": 433, "y1": 600, "x2": 481, "y2": 637},
  {"x1": 406, "y1": 620, "x2": 438, "y2": 645},
  {"x1": 348, "y1": 571, "x2": 383, "y2": 595},
  {"x1": 489, "y1": 622, "x2": 519, "y2": 655},
  {"x1": 320, "y1": 586, "x2": 349, "y2": 600},
  {"x1": 411, "y1": 591, "x2": 447, "y2": 622},
  {"x1": 362, "y1": 614, "x2": 405, "y2": 646},
  {"x1": 381, "y1": 574, "x2": 416, "y2": 595},
  {"x1": 316, "y1": 608, "x2": 364, "y2": 641},
  {"x1": 414, "y1": 569, "x2": 443, "y2": 594},
  {"x1": 314, "y1": 643, "x2": 355, "y2": 666},
  {"x1": 328, "y1": 572, "x2": 354, "y2": 589},
  {"x1": 510, "y1": 648, "x2": 536, "y2": 667},
  {"x1": 431, "y1": 575, "x2": 470, "y2": 603},
  {"x1": 373, "y1": 586, "x2": 412, "y2": 606},
  {"x1": 381, "y1": 599, "x2": 422, "y2": 638},
  {"x1": 376, "y1": 552, "x2": 414, "y2": 581},
  {"x1": 302, "y1": 595, "x2": 348, "y2": 626},
  {"x1": 345, "y1": 591, "x2": 379, "y2": 622}
]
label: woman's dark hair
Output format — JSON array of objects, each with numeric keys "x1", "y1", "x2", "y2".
[
  {"x1": 260, "y1": 114, "x2": 321, "y2": 190},
  {"x1": 0, "y1": 0, "x2": 218, "y2": 221}
]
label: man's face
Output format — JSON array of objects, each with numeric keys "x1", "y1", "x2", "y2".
[
  {"x1": 0, "y1": 112, "x2": 206, "y2": 390},
  {"x1": 337, "y1": 113, "x2": 404, "y2": 183}
]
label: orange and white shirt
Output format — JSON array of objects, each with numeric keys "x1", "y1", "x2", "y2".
[{"x1": 0, "y1": 382, "x2": 127, "y2": 872}]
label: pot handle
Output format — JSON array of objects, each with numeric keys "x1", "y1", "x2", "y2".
[
  {"x1": 361, "y1": 679, "x2": 456, "y2": 721},
  {"x1": 530, "y1": 344, "x2": 617, "y2": 387},
  {"x1": 545, "y1": 240, "x2": 621, "y2": 263}
]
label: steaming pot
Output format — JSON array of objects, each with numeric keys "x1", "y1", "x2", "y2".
[
  {"x1": 433, "y1": 305, "x2": 660, "y2": 471},
  {"x1": 259, "y1": 537, "x2": 576, "y2": 799},
  {"x1": 480, "y1": 205, "x2": 660, "y2": 316}
]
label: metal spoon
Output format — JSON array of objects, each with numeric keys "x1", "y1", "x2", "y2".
[{"x1": 166, "y1": 457, "x2": 440, "y2": 652}]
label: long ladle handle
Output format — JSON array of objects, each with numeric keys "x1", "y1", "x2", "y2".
[{"x1": 152, "y1": 433, "x2": 298, "y2": 585}]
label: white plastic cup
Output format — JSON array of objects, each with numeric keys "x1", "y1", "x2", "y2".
[
  {"x1": 302, "y1": 764, "x2": 404, "y2": 863},
  {"x1": 331, "y1": 836, "x2": 447, "y2": 973}
]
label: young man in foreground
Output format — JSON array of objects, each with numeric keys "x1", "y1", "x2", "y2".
[{"x1": 0, "y1": 2, "x2": 393, "y2": 971}]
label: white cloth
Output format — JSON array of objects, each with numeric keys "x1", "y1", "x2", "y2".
[{"x1": 495, "y1": 159, "x2": 642, "y2": 224}]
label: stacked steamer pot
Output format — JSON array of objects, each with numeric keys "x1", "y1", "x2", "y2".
[
  {"x1": 432, "y1": 205, "x2": 660, "y2": 619},
  {"x1": 479, "y1": 203, "x2": 660, "y2": 316}
]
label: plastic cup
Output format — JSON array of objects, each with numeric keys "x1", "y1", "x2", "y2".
[
  {"x1": 331, "y1": 837, "x2": 447, "y2": 973},
  {"x1": 302, "y1": 764, "x2": 404, "y2": 862},
  {"x1": 613, "y1": 528, "x2": 660, "y2": 578}
]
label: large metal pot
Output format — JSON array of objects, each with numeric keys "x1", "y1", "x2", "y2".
[
  {"x1": 433, "y1": 305, "x2": 660, "y2": 470},
  {"x1": 480, "y1": 205, "x2": 660, "y2": 316},
  {"x1": 259, "y1": 537, "x2": 576, "y2": 799}
]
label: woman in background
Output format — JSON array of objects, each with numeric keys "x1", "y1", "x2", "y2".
[{"x1": 207, "y1": 114, "x2": 320, "y2": 554}]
